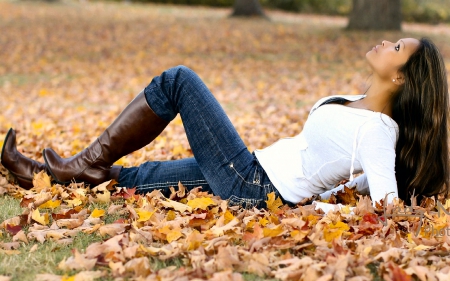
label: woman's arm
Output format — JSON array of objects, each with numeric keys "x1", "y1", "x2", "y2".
[
  {"x1": 355, "y1": 120, "x2": 399, "y2": 205},
  {"x1": 318, "y1": 174, "x2": 369, "y2": 200}
]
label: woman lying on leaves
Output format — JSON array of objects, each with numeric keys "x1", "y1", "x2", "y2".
[{"x1": 1, "y1": 37, "x2": 449, "y2": 209}]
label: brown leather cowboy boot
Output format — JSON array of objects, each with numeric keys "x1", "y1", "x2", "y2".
[
  {"x1": 43, "y1": 91, "x2": 169, "y2": 186},
  {"x1": 1, "y1": 128, "x2": 47, "y2": 189}
]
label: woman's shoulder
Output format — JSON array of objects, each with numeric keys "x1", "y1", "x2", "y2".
[{"x1": 360, "y1": 113, "x2": 399, "y2": 142}]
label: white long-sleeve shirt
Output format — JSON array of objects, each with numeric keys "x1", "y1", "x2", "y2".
[{"x1": 254, "y1": 95, "x2": 399, "y2": 206}]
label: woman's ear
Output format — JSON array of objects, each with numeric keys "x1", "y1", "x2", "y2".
[{"x1": 393, "y1": 72, "x2": 405, "y2": 86}]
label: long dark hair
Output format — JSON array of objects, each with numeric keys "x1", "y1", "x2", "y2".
[{"x1": 392, "y1": 38, "x2": 449, "y2": 205}]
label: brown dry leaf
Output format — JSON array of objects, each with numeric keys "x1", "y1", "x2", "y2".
[
  {"x1": 160, "y1": 198, "x2": 192, "y2": 213},
  {"x1": 56, "y1": 218, "x2": 84, "y2": 229},
  {"x1": 73, "y1": 270, "x2": 106, "y2": 281},
  {"x1": 12, "y1": 230, "x2": 28, "y2": 244},
  {"x1": 185, "y1": 230, "x2": 205, "y2": 250},
  {"x1": 98, "y1": 223, "x2": 129, "y2": 237},
  {"x1": 32, "y1": 171, "x2": 52, "y2": 191},
  {"x1": 335, "y1": 186, "x2": 358, "y2": 206},
  {"x1": 124, "y1": 257, "x2": 152, "y2": 277},
  {"x1": 58, "y1": 249, "x2": 97, "y2": 271}
]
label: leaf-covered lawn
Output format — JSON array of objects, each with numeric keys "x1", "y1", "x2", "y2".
[{"x1": 1, "y1": 1, "x2": 450, "y2": 280}]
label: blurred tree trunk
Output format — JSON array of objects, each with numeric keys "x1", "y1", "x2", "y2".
[
  {"x1": 347, "y1": 0, "x2": 401, "y2": 30},
  {"x1": 231, "y1": 0, "x2": 266, "y2": 17}
]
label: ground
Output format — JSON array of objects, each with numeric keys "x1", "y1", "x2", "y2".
[{"x1": 1, "y1": 1, "x2": 450, "y2": 280}]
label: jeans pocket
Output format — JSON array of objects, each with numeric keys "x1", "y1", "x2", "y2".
[
  {"x1": 229, "y1": 162, "x2": 263, "y2": 187},
  {"x1": 228, "y1": 195, "x2": 262, "y2": 209}
]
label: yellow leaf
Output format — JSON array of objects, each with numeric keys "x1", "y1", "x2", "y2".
[
  {"x1": 96, "y1": 190, "x2": 111, "y2": 204},
  {"x1": 265, "y1": 192, "x2": 283, "y2": 212},
  {"x1": 263, "y1": 225, "x2": 284, "y2": 237},
  {"x1": 340, "y1": 205, "x2": 351, "y2": 214},
  {"x1": 186, "y1": 230, "x2": 205, "y2": 250},
  {"x1": 166, "y1": 210, "x2": 176, "y2": 221},
  {"x1": 306, "y1": 214, "x2": 319, "y2": 225},
  {"x1": 61, "y1": 275, "x2": 75, "y2": 281},
  {"x1": 323, "y1": 221, "x2": 350, "y2": 242},
  {"x1": 136, "y1": 210, "x2": 154, "y2": 222},
  {"x1": 65, "y1": 198, "x2": 82, "y2": 207},
  {"x1": 414, "y1": 245, "x2": 432, "y2": 251},
  {"x1": 114, "y1": 157, "x2": 127, "y2": 166},
  {"x1": 259, "y1": 217, "x2": 269, "y2": 226},
  {"x1": 171, "y1": 144, "x2": 186, "y2": 155},
  {"x1": 90, "y1": 208, "x2": 105, "y2": 218},
  {"x1": 224, "y1": 210, "x2": 234, "y2": 224},
  {"x1": 166, "y1": 230, "x2": 183, "y2": 243},
  {"x1": 187, "y1": 197, "x2": 215, "y2": 210},
  {"x1": 39, "y1": 200, "x2": 61, "y2": 210},
  {"x1": 39, "y1": 88, "x2": 49, "y2": 97},
  {"x1": 31, "y1": 209, "x2": 49, "y2": 226}
]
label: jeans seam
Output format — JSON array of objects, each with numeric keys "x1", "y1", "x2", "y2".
[
  {"x1": 229, "y1": 163, "x2": 264, "y2": 187},
  {"x1": 137, "y1": 179, "x2": 208, "y2": 189}
]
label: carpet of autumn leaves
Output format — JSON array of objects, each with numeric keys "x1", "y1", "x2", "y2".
[{"x1": 1, "y1": 1, "x2": 450, "y2": 280}]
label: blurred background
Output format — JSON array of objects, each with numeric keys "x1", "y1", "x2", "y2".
[{"x1": 1, "y1": 0, "x2": 449, "y2": 168}]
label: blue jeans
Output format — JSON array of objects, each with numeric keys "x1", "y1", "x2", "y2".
[{"x1": 118, "y1": 66, "x2": 288, "y2": 209}]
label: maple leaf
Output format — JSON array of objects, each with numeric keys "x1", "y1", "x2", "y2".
[
  {"x1": 185, "y1": 230, "x2": 205, "y2": 250},
  {"x1": 166, "y1": 230, "x2": 183, "y2": 243},
  {"x1": 136, "y1": 209, "x2": 155, "y2": 222},
  {"x1": 266, "y1": 192, "x2": 283, "y2": 212},
  {"x1": 32, "y1": 171, "x2": 52, "y2": 191},
  {"x1": 323, "y1": 221, "x2": 350, "y2": 242},
  {"x1": 335, "y1": 186, "x2": 357, "y2": 206},
  {"x1": 89, "y1": 208, "x2": 105, "y2": 218},
  {"x1": 39, "y1": 199, "x2": 61, "y2": 210},
  {"x1": 65, "y1": 198, "x2": 83, "y2": 207},
  {"x1": 31, "y1": 209, "x2": 50, "y2": 226},
  {"x1": 386, "y1": 262, "x2": 413, "y2": 281},
  {"x1": 5, "y1": 224, "x2": 22, "y2": 235},
  {"x1": 263, "y1": 225, "x2": 284, "y2": 237},
  {"x1": 187, "y1": 197, "x2": 215, "y2": 210}
]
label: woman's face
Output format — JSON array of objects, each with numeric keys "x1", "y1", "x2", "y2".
[{"x1": 366, "y1": 38, "x2": 420, "y2": 81}]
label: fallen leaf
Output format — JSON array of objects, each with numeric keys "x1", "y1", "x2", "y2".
[
  {"x1": 31, "y1": 209, "x2": 50, "y2": 226},
  {"x1": 266, "y1": 192, "x2": 283, "y2": 212}
]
